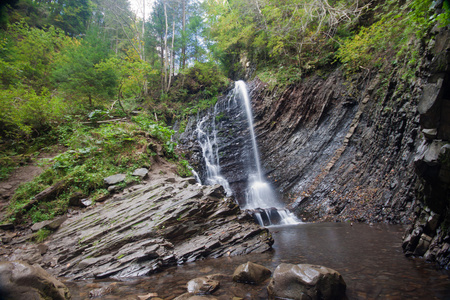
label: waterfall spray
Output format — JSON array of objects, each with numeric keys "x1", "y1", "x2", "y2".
[{"x1": 235, "y1": 81, "x2": 300, "y2": 225}]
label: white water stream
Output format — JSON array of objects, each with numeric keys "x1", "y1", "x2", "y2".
[
  {"x1": 236, "y1": 81, "x2": 299, "y2": 225},
  {"x1": 195, "y1": 80, "x2": 299, "y2": 226}
]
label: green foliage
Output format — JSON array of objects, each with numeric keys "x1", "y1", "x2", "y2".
[
  {"x1": 4, "y1": 115, "x2": 181, "y2": 225},
  {"x1": 177, "y1": 159, "x2": 192, "y2": 177},
  {"x1": 52, "y1": 26, "x2": 118, "y2": 107},
  {"x1": 0, "y1": 86, "x2": 67, "y2": 140},
  {"x1": 336, "y1": 0, "x2": 444, "y2": 80},
  {"x1": 204, "y1": 0, "x2": 363, "y2": 80},
  {"x1": 34, "y1": 228, "x2": 52, "y2": 243},
  {"x1": 0, "y1": 21, "x2": 70, "y2": 91}
]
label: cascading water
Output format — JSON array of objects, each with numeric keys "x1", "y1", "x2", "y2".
[
  {"x1": 195, "y1": 100, "x2": 233, "y2": 196},
  {"x1": 192, "y1": 80, "x2": 299, "y2": 226},
  {"x1": 235, "y1": 81, "x2": 300, "y2": 226}
]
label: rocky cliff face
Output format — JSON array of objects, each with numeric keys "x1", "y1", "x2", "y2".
[
  {"x1": 402, "y1": 26, "x2": 450, "y2": 268},
  {"x1": 179, "y1": 26, "x2": 450, "y2": 268},
  {"x1": 251, "y1": 69, "x2": 420, "y2": 224}
]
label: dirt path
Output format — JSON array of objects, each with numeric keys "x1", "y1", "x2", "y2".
[{"x1": 0, "y1": 149, "x2": 65, "y2": 222}]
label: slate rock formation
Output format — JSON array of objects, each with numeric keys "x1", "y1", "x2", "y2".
[{"x1": 40, "y1": 176, "x2": 273, "y2": 279}]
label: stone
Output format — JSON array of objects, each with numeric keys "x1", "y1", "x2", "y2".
[
  {"x1": 39, "y1": 177, "x2": 273, "y2": 279},
  {"x1": 418, "y1": 76, "x2": 444, "y2": 129},
  {"x1": 0, "y1": 261, "x2": 71, "y2": 300},
  {"x1": 104, "y1": 174, "x2": 126, "y2": 186},
  {"x1": 174, "y1": 294, "x2": 218, "y2": 300},
  {"x1": 267, "y1": 263, "x2": 346, "y2": 300},
  {"x1": 31, "y1": 216, "x2": 67, "y2": 232},
  {"x1": 37, "y1": 244, "x2": 48, "y2": 255},
  {"x1": 232, "y1": 261, "x2": 271, "y2": 284},
  {"x1": 108, "y1": 185, "x2": 119, "y2": 192},
  {"x1": 422, "y1": 128, "x2": 438, "y2": 140},
  {"x1": 414, "y1": 234, "x2": 433, "y2": 256},
  {"x1": 186, "y1": 276, "x2": 220, "y2": 295},
  {"x1": 31, "y1": 220, "x2": 51, "y2": 233},
  {"x1": 45, "y1": 216, "x2": 68, "y2": 231},
  {"x1": 81, "y1": 198, "x2": 92, "y2": 207},
  {"x1": 68, "y1": 191, "x2": 85, "y2": 207},
  {"x1": 133, "y1": 168, "x2": 149, "y2": 178}
]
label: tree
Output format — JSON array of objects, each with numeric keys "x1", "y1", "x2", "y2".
[{"x1": 52, "y1": 26, "x2": 118, "y2": 108}]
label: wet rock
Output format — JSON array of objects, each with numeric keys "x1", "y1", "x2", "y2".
[
  {"x1": 104, "y1": 174, "x2": 126, "y2": 186},
  {"x1": 422, "y1": 128, "x2": 438, "y2": 140},
  {"x1": 414, "y1": 234, "x2": 433, "y2": 256},
  {"x1": 232, "y1": 261, "x2": 271, "y2": 284},
  {"x1": 174, "y1": 294, "x2": 218, "y2": 300},
  {"x1": 267, "y1": 263, "x2": 346, "y2": 300},
  {"x1": 187, "y1": 276, "x2": 220, "y2": 294},
  {"x1": 89, "y1": 283, "x2": 116, "y2": 298},
  {"x1": 0, "y1": 261, "x2": 71, "y2": 300},
  {"x1": 133, "y1": 168, "x2": 149, "y2": 179},
  {"x1": 41, "y1": 177, "x2": 273, "y2": 279}
]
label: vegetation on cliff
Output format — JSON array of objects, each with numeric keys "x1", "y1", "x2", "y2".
[{"x1": 1, "y1": 0, "x2": 449, "y2": 227}]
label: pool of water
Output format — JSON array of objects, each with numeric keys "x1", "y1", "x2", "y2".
[{"x1": 64, "y1": 222, "x2": 450, "y2": 299}]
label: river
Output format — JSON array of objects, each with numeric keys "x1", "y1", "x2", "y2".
[{"x1": 64, "y1": 222, "x2": 450, "y2": 299}]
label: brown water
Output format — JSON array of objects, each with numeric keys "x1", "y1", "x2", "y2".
[{"x1": 64, "y1": 222, "x2": 450, "y2": 299}]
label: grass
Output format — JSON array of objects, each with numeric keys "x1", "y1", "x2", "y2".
[{"x1": 2, "y1": 113, "x2": 191, "y2": 225}]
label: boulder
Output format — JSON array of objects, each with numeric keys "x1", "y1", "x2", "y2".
[
  {"x1": 232, "y1": 261, "x2": 271, "y2": 284},
  {"x1": 267, "y1": 263, "x2": 346, "y2": 300},
  {"x1": 133, "y1": 168, "x2": 149, "y2": 179},
  {"x1": 186, "y1": 276, "x2": 220, "y2": 295},
  {"x1": 0, "y1": 261, "x2": 71, "y2": 300},
  {"x1": 104, "y1": 174, "x2": 126, "y2": 186}
]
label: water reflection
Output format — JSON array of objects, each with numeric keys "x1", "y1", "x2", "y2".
[{"x1": 65, "y1": 223, "x2": 450, "y2": 299}]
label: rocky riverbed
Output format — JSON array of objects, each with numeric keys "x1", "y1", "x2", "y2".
[{"x1": 1, "y1": 171, "x2": 273, "y2": 280}]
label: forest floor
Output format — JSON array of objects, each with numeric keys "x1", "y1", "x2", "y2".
[{"x1": 0, "y1": 147, "x2": 66, "y2": 222}]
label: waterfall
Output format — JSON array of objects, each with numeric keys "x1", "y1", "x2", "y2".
[
  {"x1": 195, "y1": 100, "x2": 233, "y2": 196},
  {"x1": 193, "y1": 80, "x2": 300, "y2": 226},
  {"x1": 235, "y1": 81, "x2": 300, "y2": 226}
]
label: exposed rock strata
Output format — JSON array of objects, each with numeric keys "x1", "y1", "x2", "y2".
[
  {"x1": 37, "y1": 177, "x2": 273, "y2": 279},
  {"x1": 402, "y1": 26, "x2": 450, "y2": 268}
]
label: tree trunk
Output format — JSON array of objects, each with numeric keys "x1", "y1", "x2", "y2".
[
  {"x1": 163, "y1": 0, "x2": 169, "y2": 92},
  {"x1": 141, "y1": 0, "x2": 145, "y2": 61},
  {"x1": 181, "y1": 0, "x2": 186, "y2": 70},
  {"x1": 167, "y1": 21, "x2": 175, "y2": 92}
]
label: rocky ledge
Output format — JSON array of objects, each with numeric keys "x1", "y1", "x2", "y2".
[{"x1": 35, "y1": 177, "x2": 273, "y2": 279}]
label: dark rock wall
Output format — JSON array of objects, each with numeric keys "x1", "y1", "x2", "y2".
[
  {"x1": 251, "y1": 69, "x2": 420, "y2": 224},
  {"x1": 179, "y1": 89, "x2": 256, "y2": 205},
  {"x1": 402, "y1": 26, "x2": 450, "y2": 268},
  {"x1": 179, "y1": 25, "x2": 450, "y2": 268}
]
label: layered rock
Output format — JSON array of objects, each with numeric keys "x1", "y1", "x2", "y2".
[
  {"x1": 38, "y1": 177, "x2": 273, "y2": 279},
  {"x1": 402, "y1": 26, "x2": 450, "y2": 268},
  {"x1": 179, "y1": 87, "x2": 259, "y2": 205}
]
